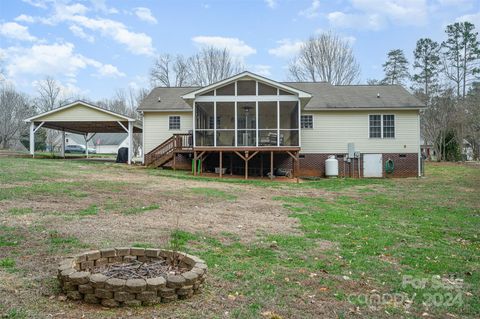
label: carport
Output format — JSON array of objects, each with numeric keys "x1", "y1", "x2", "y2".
[{"x1": 24, "y1": 100, "x2": 142, "y2": 164}]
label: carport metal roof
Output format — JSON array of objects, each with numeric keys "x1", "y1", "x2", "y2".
[{"x1": 24, "y1": 100, "x2": 142, "y2": 134}]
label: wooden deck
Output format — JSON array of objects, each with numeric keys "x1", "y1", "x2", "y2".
[{"x1": 145, "y1": 133, "x2": 301, "y2": 180}]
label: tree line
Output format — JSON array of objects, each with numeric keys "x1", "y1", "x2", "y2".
[{"x1": 369, "y1": 22, "x2": 479, "y2": 161}]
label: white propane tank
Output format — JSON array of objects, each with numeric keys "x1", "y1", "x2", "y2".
[{"x1": 325, "y1": 155, "x2": 339, "y2": 177}]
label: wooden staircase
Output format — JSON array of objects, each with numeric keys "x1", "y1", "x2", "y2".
[{"x1": 144, "y1": 133, "x2": 193, "y2": 167}]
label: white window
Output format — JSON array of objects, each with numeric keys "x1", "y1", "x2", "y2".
[
  {"x1": 383, "y1": 115, "x2": 395, "y2": 138},
  {"x1": 301, "y1": 115, "x2": 313, "y2": 129},
  {"x1": 369, "y1": 114, "x2": 395, "y2": 138},
  {"x1": 169, "y1": 116, "x2": 181, "y2": 130}
]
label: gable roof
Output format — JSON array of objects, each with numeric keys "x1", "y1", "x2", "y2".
[
  {"x1": 25, "y1": 100, "x2": 137, "y2": 122},
  {"x1": 181, "y1": 71, "x2": 312, "y2": 100},
  {"x1": 286, "y1": 83, "x2": 425, "y2": 110},
  {"x1": 137, "y1": 72, "x2": 424, "y2": 112},
  {"x1": 138, "y1": 87, "x2": 198, "y2": 112}
]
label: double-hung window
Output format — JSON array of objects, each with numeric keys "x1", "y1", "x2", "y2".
[
  {"x1": 169, "y1": 116, "x2": 181, "y2": 130},
  {"x1": 300, "y1": 115, "x2": 313, "y2": 129},
  {"x1": 369, "y1": 114, "x2": 395, "y2": 138}
]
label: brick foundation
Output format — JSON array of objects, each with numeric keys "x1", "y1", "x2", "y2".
[
  {"x1": 162, "y1": 151, "x2": 419, "y2": 178},
  {"x1": 298, "y1": 153, "x2": 418, "y2": 178}
]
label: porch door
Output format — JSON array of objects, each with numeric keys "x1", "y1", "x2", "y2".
[{"x1": 363, "y1": 154, "x2": 383, "y2": 177}]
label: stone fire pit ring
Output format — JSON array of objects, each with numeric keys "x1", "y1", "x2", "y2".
[{"x1": 57, "y1": 247, "x2": 207, "y2": 307}]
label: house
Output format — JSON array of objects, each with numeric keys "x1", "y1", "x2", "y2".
[
  {"x1": 138, "y1": 71, "x2": 425, "y2": 178},
  {"x1": 55, "y1": 132, "x2": 130, "y2": 154}
]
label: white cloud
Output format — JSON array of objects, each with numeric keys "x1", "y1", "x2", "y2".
[
  {"x1": 268, "y1": 39, "x2": 304, "y2": 58},
  {"x1": 21, "y1": 0, "x2": 48, "y2": 9},
  {"x1": 265, "y1": 0, "x2": 277, "y2": 9},
  {"x1": 96, "y1": 64, "x2": 125, "y2": 78},
  {"x1": 327, "y1": 0, "x2": 429, "y2": 30},
  {"x1": 2, "y1": 42, "x2": 124, "y2": 81},
  {"x1": 251, "y1": 64, "x2": 272, "y2": 77},
  {"x1": 14, "y1": 14, "x2": 36, "y2": 23},
  {"x1": 299, "y1": 0, "x2": 320, "y2": 18},
  {"x1": 327, "y1": 11, "x2": 384, "y2": 30},
  {"x1": 69, "y1": 25, "x2": 94, "y2": 43},
  {"x1": 17, "y1": 2, "x2": 155, "y2": 56},
  {"x1": 192, "y1": 36, "x2": 256, "y2": 59},
  {"x1": 0, "y1": 22, "x2": 37, "y2": 42},
  {"x1": 455, "y1": 12, "x2": 480, "y2": 24},
  {"x1": 352, "y1": 0, "x2": 428, "y2": 25},
  {"x1": 90, "y1": 0, "x2": 118, "y2": 14},
  {"x1": 134, "y1": 7, "x2": 158, "y2": 24}
]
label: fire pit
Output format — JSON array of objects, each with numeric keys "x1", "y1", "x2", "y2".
[{"x1": 57, "y1": 247, "x2": 207, "y2": 307}]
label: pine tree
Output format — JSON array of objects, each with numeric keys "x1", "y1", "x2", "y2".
[
  {"x1": 413, "y1": 38, "x2": 441, "y2": 105},
  {"x1": 382, "y1": 49, "x2": 409, "y2": 85},
  {"x1": 442, "y1": 22, "x2": 480, "y2": 99}
]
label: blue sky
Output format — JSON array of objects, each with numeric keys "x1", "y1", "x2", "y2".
[{"x1": 1, "y1": 0, "x2": 479, "y2": 100}]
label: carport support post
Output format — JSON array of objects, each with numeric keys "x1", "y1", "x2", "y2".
[
  {"x1": 29, "y1": 122, "x2": 34, "y2": 157},
  {"x1": 85, "y1": 134, "x2": 89, "y2": 158},
  {"x1": 128, "y1": 121, "x2": 133, "y2": 165},
  {"x1": 61, "y1": 131, "x2": 65, "y2": 158}
]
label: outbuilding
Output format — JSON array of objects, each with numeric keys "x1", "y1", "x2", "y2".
[{"x1": 24, "y1": 100, "x2": 142, "y2": 164}]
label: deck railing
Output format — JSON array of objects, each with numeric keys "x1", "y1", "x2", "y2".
[{"x1": 145, "y1": 133, "x2": 192, "y2": 166}]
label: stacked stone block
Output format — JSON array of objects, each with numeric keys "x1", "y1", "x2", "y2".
[{"x1": 57, "y1": 248, "x2": 207, "y2": 307}]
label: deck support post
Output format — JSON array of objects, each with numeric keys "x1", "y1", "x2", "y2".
[
  {"x1": 219, "y1": 151, "x2": 223, "y2": 178},
  {"x1": 296, "y1": 151, "x2": 300, "y2": 183},
  {"x1": 260, "y1": 153, "x2": 263, "y2": 177},
  {"x1": 270, "y1": 151, "x2": 274, "y2": 179},
  {"x1": 193, "y1": 151, "x2": 197, "y2": 176},
  {"x1": 230, "y1": 154, "x2": 233, "y2": 176},
  {"x1": 245, "y1": 151, "x2": 249, "y2": 180},
  {"x1": 173, "y1": 152, "x2": 176, "y2": 171}
]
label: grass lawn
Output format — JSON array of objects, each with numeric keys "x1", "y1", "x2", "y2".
[{"x1": 0, "y1": 157, "x2": 478, "y2": 318}]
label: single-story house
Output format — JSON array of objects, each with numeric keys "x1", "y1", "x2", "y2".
[
  {"x1": 53, "y1": 132, "x2": 130, "y2": 154},
  {"x1": 138, "y1": 71, "x2": 425, "y2": 178}
]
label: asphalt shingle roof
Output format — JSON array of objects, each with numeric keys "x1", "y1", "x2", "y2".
[
  {"x1": 137, "y1": 82, "x2": 424, "y2": 111},
  {"x1": 138, "y1": 87, "x2": 199, "y2": 111}
]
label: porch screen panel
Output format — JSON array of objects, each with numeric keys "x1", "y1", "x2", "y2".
[
  {"x1": 216, "y1": 102, "x2": 235, "y2": 146},
  {"x1": 195, "y1": 102, "x2": 214, "y2": 146},
  {"x1": 258, "y1": 101, "x2": 278, "y2": 146},
  {"x1": 237, "y1": 80, "x2": 256, "y2": 95},
  {"x1": 237, "y1": 102, "x2": 256, "y2": 146},
  {"x1": 258, "y1": 82, "x2": 277, "y2": 95},
  {"x1": 279, "y1": 101, "x2": 299, "y2": 146}
]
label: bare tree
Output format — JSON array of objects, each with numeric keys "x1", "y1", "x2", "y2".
[
  {"x1": 150, "y1": 54, "x2": 190, "y2": 87},
  {"x1": 0, "y1": 84, "x2": 33, "y2": 149},
  {"x1": 150, "y1": 47, "x2": 243, "y2": 87},
  {"x1": 422, "y1": 87, "x2": 458, "y2": 161},
  {"x1": 188, "y1": 47, "x2": 243, "y2": 86},
  {"x1": 288, "y1": 32, "x2": 360, "y2": 85},
  {"x1": 34, "y1": 77, "x2": 71, "y2": 153}
]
